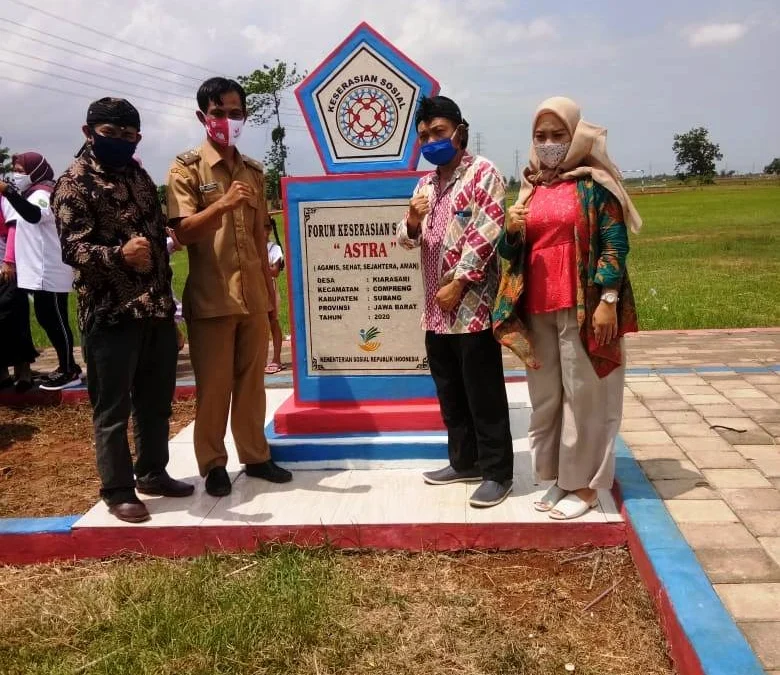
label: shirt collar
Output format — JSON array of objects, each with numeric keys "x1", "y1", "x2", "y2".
[
  {"x1": 424, "y1": 151, "x2": 475, "y2": 187},
  {"x1": 200, "y1": 139, "x2": 244, "y2": 170}
]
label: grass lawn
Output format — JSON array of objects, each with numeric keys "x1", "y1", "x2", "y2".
[
  {"x1": 28, "y1": 186, "x2": 779, "y2": 348},
  {"x1": 628, "y1": 184, "x2": 779, "y2": 330},
  {"x1": 0, "y1": 547, "x2": 673, "y2": 675}
]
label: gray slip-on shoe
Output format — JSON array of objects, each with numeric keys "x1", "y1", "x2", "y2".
[
  {"x1": 469, "y1": 480, "x2": 513, "y2": 508},
  {"x1": 423, "y1": 465, "x2": 482, "y2": 485}
]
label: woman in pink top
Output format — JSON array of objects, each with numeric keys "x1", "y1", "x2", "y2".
[
  {"x1": 494, "y1": 97, "x2": 641, "y2": 520},
  {"x1": 0, "y1": 194, "x2": 38, "y2": 392}
]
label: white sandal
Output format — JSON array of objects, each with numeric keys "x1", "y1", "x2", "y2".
[
  {"x1": 548, "y1": 494, "x2": 599, "y2": 520},
  {"x1": 533, "y1": 484, "x2": 568, "y2": 512}
]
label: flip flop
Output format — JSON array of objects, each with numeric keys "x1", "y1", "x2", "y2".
[
  {"x1": 548, "y1": 494, "x2": 599, "y2": 521},
  {"x1": 264, "y1": 362, "x2": 283, "y2": 375},
  {"x1": 533, "y1": 484, "x2": 568, "y2": 512}
]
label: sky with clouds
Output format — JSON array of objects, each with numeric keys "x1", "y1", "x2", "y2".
[{"x1": 1, "y1": 0, "x2": 778, "y2": 183}]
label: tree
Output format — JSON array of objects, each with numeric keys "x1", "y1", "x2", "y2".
[
  {"x1": 239, "y1": 61, "x2": 304, "y2": 207},
  {"x1": 764, "y1": 158, "x2": 780, "y2": 175},
  {"x1": 507, "y1": 175, "x2": 519, "y2": 190},
  {"x1": 0, "y1": 144, "x2": 12, "y2": 179},
  {"x1": 672, "y1": 127, "x2": 723, "y2": 183}
]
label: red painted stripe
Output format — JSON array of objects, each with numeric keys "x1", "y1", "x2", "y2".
[
  {"x1": 273, "y1": 395, "x2": 445, "y2": 434},
  {"x1": 0, "y1": 522, "x2": 625, "y2": 565}
]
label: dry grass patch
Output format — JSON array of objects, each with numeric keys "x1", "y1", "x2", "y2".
[
  {"x1": 0, "y1": 400, "x2": 196, "y2": 517},
  {"x1": 0, "y1": 547, "x2": 674, "y2": 675}
]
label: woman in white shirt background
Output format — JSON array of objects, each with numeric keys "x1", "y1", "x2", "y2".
[
  {"x1": 264, "y1": 214, "x2": 285, "y2": 375},
  {"x1": 0, "y1": 152, "x2": 80, "y2": 391},
  {"x1": 0, "y1": 195, "x2": 38, "y2": 393}
]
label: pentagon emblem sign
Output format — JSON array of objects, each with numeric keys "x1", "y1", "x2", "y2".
[{"x1": 296, "y1": 22, "x2": 440, "y2": 174}]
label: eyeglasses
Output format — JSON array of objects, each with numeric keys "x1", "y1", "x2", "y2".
[{"x1": 93, "y1": 124, "x2": 139, "y2": 142}]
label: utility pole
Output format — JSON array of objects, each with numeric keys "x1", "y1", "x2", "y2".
[
  {"x1": 474, "y1": 132, "x2": 483, "y2": 156},
  {"x1": 514, "y1": 149, "x2": 521, "y2": 180}
]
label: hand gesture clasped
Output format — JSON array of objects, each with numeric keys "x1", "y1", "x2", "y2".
[{"x1": 122, "y1": 236, "x2": 152, "y2": 273}]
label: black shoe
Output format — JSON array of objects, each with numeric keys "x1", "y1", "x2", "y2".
[
  {"x1": 205, "y1": 467, "x2": 232, "y2": 497},
  {"x1": 14, "y1": 378, "x2": 33, "y2": 394},
  {"x1": 38, "y1": 370, "x2": 81, "y2": 391},
  {"x1": 136, "y1": 471, "x2": 195, "y2": 498},
  {"x1": 245, "y1": 460, "x2": 292, "y2": 483},
  {"x1": 108, "y1": 501, "x2": 151, "y2": 523}
]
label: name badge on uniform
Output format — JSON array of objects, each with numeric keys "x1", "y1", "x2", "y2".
[{"x1": 199, "y1": 182, "x2": 219, "y2": 193}]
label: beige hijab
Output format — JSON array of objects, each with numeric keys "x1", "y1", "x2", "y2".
[{"x1": 518, "y1": 96, "x2": 642, "y2": 234}]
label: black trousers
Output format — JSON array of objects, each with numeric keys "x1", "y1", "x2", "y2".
[
  {"x1": 84, "y1": 318, "x2": 178, "y2": 504},
  {"x1": 32, "y1": 291, "x2": 77, "y2": 373},
  {"x1": 0, "y1": 281, "x2": 38, "y2": 368},
  {"x1": 425, "y1": 329, "x2": 514, "y2": 483}
]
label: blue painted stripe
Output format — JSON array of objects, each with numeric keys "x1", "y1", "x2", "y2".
[
  {"x1": 0, "y1": 515, "x2": 79, "y2": 534},
  {"x1": 615, "y1": 437, "x2": 765, "y2": 675},
  {"x1": 505, "y1": 365, "x2": 778, "y2": 379},
  {"x1": 266, "y1": 421, "x2": 447, "y2": 461},
  {"x1": 732, "y1": 365, "x2": 776, "y2": 373},
  {"x1": 167, "y1": 364, "x2": 779, "y2": 393},
  {"x1": 271, "y1": 441, "x2": 447, "y2": 463}
]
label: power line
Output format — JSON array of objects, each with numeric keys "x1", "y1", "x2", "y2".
[
  {"x1": 2, "y1": 50, "x2": 195, "y2": 104},
  {"x1": 4, "y1": 76, "x2": 192, "y2": 121},
  {"x1": 3, "y1": 61, "x2": 194, "y2": 111},
  {"x1": 3, "y1": 29, "x2": 196, "y2": 94},
  {"x1": 7, "y1": 0, "x2": 218, "y2": 76},
  {"x1": 0, "y1": 17, "x2": 203, "y2": 82}
]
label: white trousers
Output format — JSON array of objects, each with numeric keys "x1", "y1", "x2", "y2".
[{"x1": 526, "y1": 308, "x2": 625, "y2": 491}]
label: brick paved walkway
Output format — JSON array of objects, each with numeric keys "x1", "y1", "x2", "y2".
[{"x1": 27, "y1": 328, "x2": 780, "y2": 671}]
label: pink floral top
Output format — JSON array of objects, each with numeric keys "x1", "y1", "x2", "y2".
[{"x1": 397, "y1": 153, "x2": 506, "y2": 334}]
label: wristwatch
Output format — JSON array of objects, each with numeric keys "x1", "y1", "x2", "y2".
[{"x1": 600, "y1": 290, "x2": 619, "y2": 304}]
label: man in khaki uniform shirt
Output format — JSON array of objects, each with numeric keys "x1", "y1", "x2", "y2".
[{"x1": 167, "y1": 77, "x2": 292, "y2": 497}]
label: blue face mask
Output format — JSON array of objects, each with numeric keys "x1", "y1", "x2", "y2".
[{"x1": 420, "y1": 127, "x2": 461, "y2": 166}]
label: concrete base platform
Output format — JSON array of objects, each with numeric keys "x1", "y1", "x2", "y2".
[{"x1": 65, "y1": 386, "x2": 623, "y2": 553}]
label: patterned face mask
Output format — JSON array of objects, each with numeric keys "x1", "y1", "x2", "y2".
[{"x1": 534, "y1": 142, "x2": 571, "y2": 169}]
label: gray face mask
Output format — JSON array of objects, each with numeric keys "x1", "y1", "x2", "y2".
[
  {"x1": 535, "y1": 141, "x2": 571, "y2": 169},
  {"x1": 11, "y1": 172, "x2": 32, "y2": 193}
]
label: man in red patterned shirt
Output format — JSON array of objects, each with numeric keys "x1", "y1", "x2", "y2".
[{"x1": 398, "y1": 96, "x2": 513, "y2": 508}]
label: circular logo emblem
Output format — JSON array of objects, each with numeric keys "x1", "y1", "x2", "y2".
[{"x1": 337, "y1": 86, "x2": 397, "y2": 149}]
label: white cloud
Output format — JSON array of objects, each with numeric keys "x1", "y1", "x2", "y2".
[
  {"x1": 1, "y1": 0, "x2": 778, "y2": 182},
  {"x1": 241, "y1": 25, "x2": 285, "y2": 57},
  {"x1": 687, "y1": 22, "x2": 748, "y2": 47}
]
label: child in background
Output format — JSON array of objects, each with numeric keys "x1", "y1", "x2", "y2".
[
  {"x1": 166, "y1": 227, "x2": 186, "y2": 351},
  {"x1": 264, "y1": 214, "x2": 284, "y2": 374}
]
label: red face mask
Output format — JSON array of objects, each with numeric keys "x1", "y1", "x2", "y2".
[{"x1": 203, "y1": 116, "x2": 244, "y2": 147}]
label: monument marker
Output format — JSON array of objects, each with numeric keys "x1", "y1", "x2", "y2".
[{"x1": 270, "y1": 23, "x2": 446, "y2": 460}]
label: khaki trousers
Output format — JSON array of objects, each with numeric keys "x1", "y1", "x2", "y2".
[
  {"x1": 526, "y1": 308, "x2": 624, "y2": 491},
  {"x1": 187, "y1": 313, "x2": 271, "y2": 476}
]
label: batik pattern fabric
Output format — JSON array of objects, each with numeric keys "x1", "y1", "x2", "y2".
[
  {"x1": 397, "y1": 153, "x2": 506, "y2": 334},
  {"x1": 493, "y1": 178, "x2": 638, "y2": 378},
  {"x1": 51, "y1": 149, "x2": 175, "y2": 333}
]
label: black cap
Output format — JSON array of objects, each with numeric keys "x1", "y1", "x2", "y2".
[
  {"x1": 414, "y1": 95, "x2": 467, "y2": 128},
  {"x1": 86, "y1": 97, "x2": 141, "y2": 130}
]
